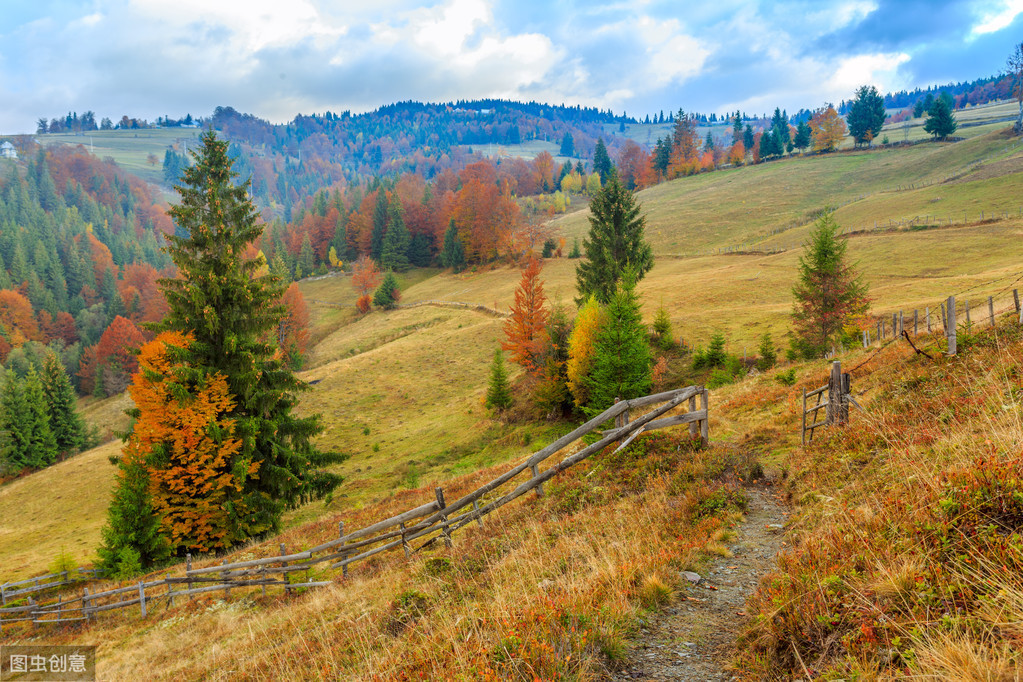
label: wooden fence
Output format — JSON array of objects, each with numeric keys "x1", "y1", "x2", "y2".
[
  {"x1": 801, "y1": 360, "x2": 861, "y2": 444},
  {"x1": 0, "y1": 385, "x2": 709, "y2": 632}
]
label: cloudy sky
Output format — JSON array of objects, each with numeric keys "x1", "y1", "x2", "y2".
[{"x1": 2, "y1": 0, "x2": 1021, "y2": 133}]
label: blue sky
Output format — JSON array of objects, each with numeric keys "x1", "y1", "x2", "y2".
[{"x1": 1, "y1": 0, "x2": 1021, "y2": 133}]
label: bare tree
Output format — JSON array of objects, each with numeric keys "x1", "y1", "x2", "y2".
[{"x1": 1009, "y1": 41, "x2": 1023, "y2": 135}]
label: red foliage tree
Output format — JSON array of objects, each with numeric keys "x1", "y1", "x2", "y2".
[
  {"x1": 277, "y1": 283, "x2": 310, "y2": 362},
  {"x1": 501, "y1": 256, "x2": 550, "y2": 374},
  {"x1": 0, "y1": 289, "x2": 41, "y2": 347},
  {"x1": 351, "y1": 255, "x2": 382, "y2": 297}
]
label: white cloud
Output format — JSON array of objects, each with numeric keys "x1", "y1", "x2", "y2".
[
  {"x1": 829, "y1": 52, "x2": 912, "y2": 94},
  {"x1": 970, "y1": 0, "x2": 1023, "y2": 36}
]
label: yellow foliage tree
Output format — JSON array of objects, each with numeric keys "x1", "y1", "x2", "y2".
[
  {"x1": 810, "y1": 106, "x2": 847, "y2": 152},
  {"x1": 566, "y1": 297, "x2": 606, "y2": 407}
]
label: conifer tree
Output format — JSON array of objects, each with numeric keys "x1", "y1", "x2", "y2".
[
  {"x1": 792, "y1": 211, "x2": 869, "y2": 357},
  {"x1": 593, "y1": 138, "x2": 613, "y2": 183},
  {"x1": 299, "y1": 233, "x2": 316, "y2": 276},
  {"x1": 409, "y1": 232, "x2": 433, "y2": 267},
  {"x1": 370, "y1": 190, "x2": 388, "y2": 261},
  {"x1": 575, "y1": 170, "x2": 653, "y2": 305},
  {"x1": 380, "y1": 202, "x2": 411, "y2": 271},
  {"x1": 156, "y1": 129, "x2": 345, "y2": 539},
  {"x1": 923, "y1": 97, "x2": 958, "y2": 139},
  {"x1": 97, "y1": 457, "x2": 171, "y2": 575},
  {"x1": 440, "y1": 220, "x2": 465, "y2": 271},
  {"x1": 584, "y1": 275, "x2": 651, "y2": 415},
  {"x1": 373, "y1": 271, "x2": 401, "y2": 309},
  {"x1": 756, "y1": 332, "x2": 777, "y2": 371},
  {"x1": 40, "y1": 352, "x2": 87, "y2": 455},
  {"x1": 485, "y1": 349, "x2": 513, "y2": 411}
]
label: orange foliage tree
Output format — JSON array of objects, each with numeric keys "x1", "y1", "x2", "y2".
[
  {"x1": 502, "y1": 256, "x2": 549, "y2": 373},
  {"x1": 811, "y1": 106, "x2": 847, "y2": 152},
  {"x1": 124, "y1": 332, "x2": 253, "y2": 552},
  {"x1": 351, "y1": 255, "x2": 382, "y2": 313},
  {"x1": 278, "y1": 282, "x2": 310, "y2": 364},
  {"x1": 0, "y1": 289, "x2": 40, "y2": 350}
]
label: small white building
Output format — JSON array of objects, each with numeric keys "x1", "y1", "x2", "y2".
[{"x1": 0, "y1": 141, "x2": 16, "y2": 159}]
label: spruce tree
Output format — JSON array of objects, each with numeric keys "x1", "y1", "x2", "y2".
[
  {"x1": 440, "y1": 220, "x2": 465, "y2": 271},
  {"x1": 370, "y1": 190, "x2": 388, "y2": 261},
  {"x1": 409, "y1": 232, "x2": 433, "y2": 267},
  {"x1": 575, "y1": 170, "x2": 653, "y2": 305},
  {"x1": 792, "y1": 211, "x2": 869, "y2": 357},
  {"x1": 97, "y1": 459, "x2": 171, "y2": 575},
  {"x1": 848, "y1": 85, "x2": 887, "y2": 146},
  {"x1": 923, "y1": 97, "x2": 958, "y2": 140},
  {"x1": 373, "y1": 271, "x2": 401, "y2": 310},
  {"x1": 380, "y1": 202, "x2": 411, "y2": 271},
  {"x1": 158, "y1": 129, "x2": 344, "y2": 538},
  {"x1": 40, "y1": 352, "x2": 86, "y2": 455},
  {"x1": 485, "y1": 349, "x2": 513, "y2": 411},
  {"x1": 593, "y1": 138, "x2": 613, "y2": 183},
  {"x1": 299, "y1": 233, "x2": 316, "y2": 276},
  {"x1": 584, "y1": 275, "x2": 651, "y2": 415}
]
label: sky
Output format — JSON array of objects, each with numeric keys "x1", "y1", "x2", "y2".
[{"x1": 1, "y1": 0, "x2": 1021, "y2": 134}]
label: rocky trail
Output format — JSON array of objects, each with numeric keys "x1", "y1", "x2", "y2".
[{"x1": 612, "y1": 483, "x2": 789, "y2": 681}]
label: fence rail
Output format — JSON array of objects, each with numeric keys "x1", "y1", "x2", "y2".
[{"x1": 0, "y1": 385, "x2": 709, "y2": 632}]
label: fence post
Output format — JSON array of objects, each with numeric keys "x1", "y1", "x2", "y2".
[
  {"x1": 82, "y1": 588, "x2": 91, "y2": 622},
  {"x1": 840, "y1": 373, "x2": 851, "y2": 425},
  {"x1": 186, "y1": 553, "x2": 193, "y2": 595},
  {"x1": 688, "y1": 393, "x2": 698, "y2": 438},
  {"x1": 899, "y1": 311, "x2": 904, "y2": 335},
  {"x1": 926, "y1": 307, "x2": 931, "y2": 333},
  {"x1": 1013, "y1": 289, "x2": 1020, "y2": 315},
  {"x1": 827, "y1": 361, "x2": 841, "y2": 424},
  {"x1": 339, "y1": 521, "x2": 348, "y2": 580},
  {"x1": 531, "y1": 464, "x2": 544, "y2": 497},
  {"x1": 471, "y1": 499, "x2": 484, "y2": 528},
  {"x1": 399, "y1": 522, "x2": 410, "y2": 559},
  {"x1": 965, "y1": 299, "x2": 970, "y2": 326},
  {"x1": 877, "y1": 320, "x2": 882, "y2": 341},
  {"x1": 801, "y1": 387, "x2": 807, "y2": 446},
  {"x1": 166, "y1": 572, "x2": 174, "y2": 608},
  {"x1": 940, "y1": 302, "x2": 947, "y2": 330},
  {"x1": 892, "y1": 313, "x2": 898, "y2": 337},
  {"x1": 280, "y1": 543, "x2": 290, "y2": 596},
  {"x1": 947, "y1": 296, "x2": 957, "y2": 355},
  {"x1": 913, "y1": 309, "x2": 918, "y2": 335},
  {"x1": 988, "y1": 297, "x2": 995, "y2": 327},
  {"x1": 138, "y1": 581, "x2": 147, "y2": 619},
  {"x1": 700, "y1": 389, "x2": 709, "y2": 445},
  {"x1": 222, "y1": 559, "x2": 230, "y2": 600},
  {"x1": 862, "y1": 329, "x2": 867, "y2": 348},
  {"x1": 435, "y1": 488, "x2": 453, "y2": 548}
]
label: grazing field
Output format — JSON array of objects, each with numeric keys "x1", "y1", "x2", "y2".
[{"x1": 36, "y1": 127, "x2": 202, "y2": 190}]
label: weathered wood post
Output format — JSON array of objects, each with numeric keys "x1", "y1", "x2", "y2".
[
  {"x1": 138, "y1": 581, "x2": 147, "y2": 618},
  {"x1": 471, "y1": 500, "x2": 484, "y2": 528},
  {"x1": 877, "y1": 320, "x2": 882, "y2": 341},
  {"x1": 186, "y1": 553, "x2": 193, "y2": 595},
  {"x1": 435, "y1": 488, "x2": 453, "y2": 548},
  {"x1": 840, "y1": 373, "x2": 851, "y2": 425},
  {"x1": 988, "y1": 296, "x2": 995, "y2": 327},
  {"x1": 339, "y1": 521, "x2": 348, "y2": 580},
  {"x1": 940, "y1": 302, "x2": 947, "y2": 330},
  {"x1": 827, "y1": 361, "x2": 842, "y2": 425},
  {"x1": 222, "y1": 559, "x2": 230, "y2": 599},
  {"x1": 688, "y1": 393, "x2": 698, "y2": 438},
  {"x1": 700, "y1": 389, "x2": 709, "y2": 445},
  {"x1": 926, "y1": 307, "x2": 931, "y2": 333},
  {"x1": 399, "y1": 522, "x2": 410, "y2": 559},
  {"x1": 947, "y1": 296, "x2": 957, "y2": 355},
  {"x1": 965, "y1": 299, "x2": 971, "y2": 325},
  {"x1": 280, "y1": 543, "x2": 290, "y2": 596},
  {"x1": 892, "y1": 313, "x2": 898, "y2": 337},
  {"x1": 899, "y1": 311, "x2": 904, "y2": 335},
  {"x1": 801, "y1": 387, "x2": 807, "y2": 446},
  {"x1": 862, "y1": 329, "x2": 867, "y2": 348},
  {"x1": 1013, "y1": 289, "x2": 1020, "y2": 316},
  {"x1": 913, "y1": 309, "x2": 918, "y2": 335}
]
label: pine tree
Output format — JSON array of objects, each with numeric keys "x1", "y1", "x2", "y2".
[
  {"x1": 559, "y1": 133, "x2": 575, "y2": 158},
  {"x1": 485, "y1": 349, "x2": 513, "y2": 411},
  {"x1": 299, "y1": 233, "x2": 316, "y2": 276},
  {"x1": 848, "y1": 85, "x2": 887, "y2": 147},
  {"x1": 440, "y1": 220, "x2": 465, "y2": 271},
  {"x1": 380, "y1": 202, "x2": 411, "y2": 271},
  {"x1": 593, "y1": 138, "x2": 613, "y2": 183},
  {"x1": 409, "y1": 232, "x2": 432, "y2": 267},
  {"x1": 923, "y1": 97, "x2": 958, "y2": 140},
  {"x1": 157, "y1": 129, "x2": 345, "y2": 540},
  {"x1": 794, "y1": 121, "x2": 812, "y2": 152},
  {"x1": 40, "y1": 352, "x2": 86, "y2": 455},
  {"x1": 756, "y1": 332, "x2": 777, "y2": 371},
  {"x1": 792, "y1": 211, "x2": 869, "y2": 357},
  {"x1": 584, "y1": 275, "x2": 651, "y2": 415},
  {"x1": 373, "y1": 271, "x2": 401, "y2": 309},
  {"x1": 652, "y1": 305, "x2": 673, "y2": 349},
  {"x1": 575, "y1": 170, "x2": 653, "y2": 305}
]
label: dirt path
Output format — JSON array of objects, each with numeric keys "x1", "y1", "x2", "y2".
[{"x1": 611, "y1": 483, "x2": 788, "y2": 681}]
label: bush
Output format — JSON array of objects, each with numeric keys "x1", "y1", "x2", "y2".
[
  {"x1": 774, "y1": 368, "x2": 796, "y2": 386},
  {"x1": 355, "y1": 294, "x2": 372, "y2": 314},
  {"x1": 541, "y1": 239, "x2": 557, "y2": 258}
]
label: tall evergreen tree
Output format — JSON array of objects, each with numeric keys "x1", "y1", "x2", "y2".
[
  {"x1": 97, "y1": 458, "x2": 171, "y2": 575},
  {"x1": 743, "y1": 124, "x2": 755, "y2": 151},
  {"x1": 793, "y1": 120, "x2": 812, "y2": 152},
  {"x1": 40, "y1": 352, "x2": 86, "y2": 455},
  {"x1": 923, "y1": 97, "x2": 958, "y2": 139},
  {"x1": 575, "y1": 170, "x2": 653, "y2": 305},
  {"x1": 559, "y1": 133, "x2": 575, "y2": 158},
  {"x1": 848, "y1": 85, "x2": 887, "y2": 147},
  {"x1": 484, "y1": 349, "x2": 513, "y2": 411},
  {"x1": 791, "y1": 211, "x2": 869, "y2": 357},
  {"x1": 440, "y1": 219, "x2": 465, "y2": 271},
  {"x1": 373, "y1": 271, "x2": 401, "y2": 310},
  {"x1": 298, "y1": 233, "x2": 316, "y2": 276},
  {"x1": 0, "y1": 368, "x2": 58, "y2": 471},
  {"x1": 583, "y1": 275, "x2": 652, "y2": 415},
  {"x1": 592, "y1": 138, "x2": 613, "y2": 183},
  {"x1": 370, "y1": 190, "x2": 388, "y2": 261},
  {"x1": 157, "y1": 129, "x2": 345, "y2": 540},
  {"x1": 380, "y1": 202, "x2": 411, "y2": 271}
]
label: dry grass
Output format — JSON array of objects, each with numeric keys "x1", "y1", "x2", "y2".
[
  {"x1": 0, "y1": 441, "x2": 120, "y2": 580},
  {"x1": 2, "y1": 432, "x2": 754, "y2": 681}
]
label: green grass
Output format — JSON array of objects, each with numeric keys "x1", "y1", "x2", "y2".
[{"x1": 38, "y1": 128, "x2": 202, "y2": 191}]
